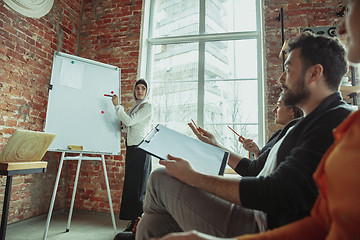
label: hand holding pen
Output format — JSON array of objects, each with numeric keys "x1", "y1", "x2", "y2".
[
  {"x1": 188, "y1": 119, "x2": 218, "y2": 147},
  {"x1": 227, "y1": 126, "x2": 245, "y2": 143},
  {"x1": 227, "y1": 126, "x2": 261, "y2": 158},
  {"x1": 242, "y1": 139, "x2": 260, "y2": 158},
  {"x1": 111, "y1": 94, "x2": 120, "y2": 106},
  {"x1": 104, "y1": 92, "x2": 120, "y2": 106}
]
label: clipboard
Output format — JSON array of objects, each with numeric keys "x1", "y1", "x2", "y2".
[{"x1": 137, "y1": 124, "x2": 229, "y2": 175}]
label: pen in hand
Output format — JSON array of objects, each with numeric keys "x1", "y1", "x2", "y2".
[
  {"x1": 191, "y1": 119, "x2": 198, "y2": 129},
  {"x1": 227, "y1": 126, "x2": 245, "y2": 143}
]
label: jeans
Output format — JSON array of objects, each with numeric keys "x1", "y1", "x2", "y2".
[{"x1": 136, "y1": 168, "x2": 258, "y2": 240}]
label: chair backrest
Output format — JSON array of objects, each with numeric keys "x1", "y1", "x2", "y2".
[{"x1": 0, "y1": 130, "x2": 56, "y2": 163}]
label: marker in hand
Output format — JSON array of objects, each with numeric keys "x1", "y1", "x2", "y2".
[{"x1": 104, "y1": 94, "x2": 114, "y2": 97}]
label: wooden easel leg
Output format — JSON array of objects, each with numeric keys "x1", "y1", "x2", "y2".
[
  {"x1": 101, "y1": 155, "x2": 117, "y2": 234},
  {"x1": 1, "y1": 176, "x2": 13, "y2": 240},
  {"x1": 66, "y1": 154, "x2": 82, "y2": 232},
  {"x1": 43, "y1": 151, "x2": 65, "y2": 240}
]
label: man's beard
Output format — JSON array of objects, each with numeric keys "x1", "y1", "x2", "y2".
[{"x1": 282, "y1": 74, "x2": 310, "y2": 107}]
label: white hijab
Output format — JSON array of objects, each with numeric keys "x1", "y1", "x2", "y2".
[{"x1": 128, "y1": 78, "x2": 150, "y2": 115}]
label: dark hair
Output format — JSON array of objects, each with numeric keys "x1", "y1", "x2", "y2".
[
  {"x1": 279, "y1": 92, "x2": 304, "y2": 118},
  {"x1": 287, "y1": 32, "x2": 348, "y2": 91},
  {"x1": 135, "y1": 78, "x2": 147, "y2": 89},
  {"x1": 291, "y1": 106, "x2": 304, "y2": 118}
]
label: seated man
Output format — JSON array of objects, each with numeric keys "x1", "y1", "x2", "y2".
[{"x1": 136, "y1": 33, "x2": 353, "y2": 240}]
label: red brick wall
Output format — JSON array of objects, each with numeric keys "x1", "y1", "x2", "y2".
[
  {"x1": 64, "y1": 0, "x2": 144, "y2": 213},
  {"x1": 79, "y1": 0, "x2": 143, "y2": 104},
  {"x1": 0, "y1": 0, "x2": 82, "y2": 223},
  {"x1": 263, "y1": 0, "x2": 345, "y2": 136}
]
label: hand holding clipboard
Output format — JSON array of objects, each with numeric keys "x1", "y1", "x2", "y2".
[{"x1": 159, "y1": 154, "x2": 195, "y2": 184}]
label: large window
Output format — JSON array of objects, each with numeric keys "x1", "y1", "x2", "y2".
[{"x1": 140, "y1": 0, "x2": 264, "y2": 157}]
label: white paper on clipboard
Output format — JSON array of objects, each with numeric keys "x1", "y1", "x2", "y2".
[{"x1": 137, "y1": 124, "x2": 229, "y2": 176}]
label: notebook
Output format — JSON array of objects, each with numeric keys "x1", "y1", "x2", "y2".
[
  {"x1": 138, "y1": 124, "x2": 229, "y2": 175},
  {"x1": 0, "y1": 130, "x2": 56, "y2": 170}
]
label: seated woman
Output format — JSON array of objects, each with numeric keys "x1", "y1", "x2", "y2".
[{"x1": 242, "y1": 93, "x2": 303, "y2": 158}]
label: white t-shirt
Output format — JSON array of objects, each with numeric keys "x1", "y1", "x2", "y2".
[{"x1": 254, "y1": 126, "x2": 295, "y2": 232}]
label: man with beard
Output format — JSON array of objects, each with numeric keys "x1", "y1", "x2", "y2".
[{"x1": 134, "y1": 33, "x2": 354, "y2": 240}]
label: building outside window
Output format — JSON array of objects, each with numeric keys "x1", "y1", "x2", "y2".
[{"x1": 140, "y1": 0, "x2": 264, "y2": 158}]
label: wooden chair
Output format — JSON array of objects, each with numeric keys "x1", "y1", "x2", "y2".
[{"x1": 0, "y1": 130, "x2": 55, "y2": 240}]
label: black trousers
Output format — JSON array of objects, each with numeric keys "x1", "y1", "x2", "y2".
[{"x1": 119, "y1": 145, "x2": 151, "y2": 220}]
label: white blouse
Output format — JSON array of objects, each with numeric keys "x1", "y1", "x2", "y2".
[{"x1": 114, "y1": 102, "x2": 152, "y2": 146}]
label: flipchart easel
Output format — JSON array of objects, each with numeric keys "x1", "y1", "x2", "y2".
[
  {"x1": 43, "y1": 52, "x2": 121, "y2": 239},
  {"x1": 43, "y1": 151, "x2": 117, "y2": 240}
]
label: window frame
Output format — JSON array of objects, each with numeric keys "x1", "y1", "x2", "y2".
[{"x1": 139, "y1": 0, "x2": 265, "y2": 149}]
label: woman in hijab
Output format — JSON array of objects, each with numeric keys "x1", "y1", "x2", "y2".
[{"x1": 112, "y1": 78, "x2": 152, "y2": 232}]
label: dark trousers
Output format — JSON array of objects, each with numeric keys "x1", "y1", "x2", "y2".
[{"x1": 119, "y1": 145, "x2": 151, "y2": 220}]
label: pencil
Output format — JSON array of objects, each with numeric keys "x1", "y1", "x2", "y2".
[
  {"x1": 227, "y1": 126, "x2": 245, "y2": 142},
  {"x1": 191, "y1": 119, "x2": 198, "y2": 129},
  {"x1": 104, "y1": 94, "x2": 114, "y2": 97}
]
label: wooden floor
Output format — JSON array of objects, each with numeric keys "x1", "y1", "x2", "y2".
[{"x1": 6, "y1": 210, "x2": 128, "y2": 240}]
